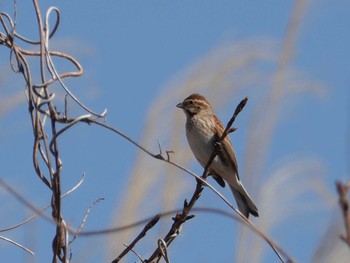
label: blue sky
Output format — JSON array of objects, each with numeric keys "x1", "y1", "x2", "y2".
[{"x1": 0, "y1": 1, "x2": 349, "y2": 262}]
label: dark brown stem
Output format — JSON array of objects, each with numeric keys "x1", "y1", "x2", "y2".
[
  {"x1": 336, "y1": 180, "x2": 350, "y2": 247},
  {"x1": 112, "y1": 215, "x2": 160, "y2": 263}
]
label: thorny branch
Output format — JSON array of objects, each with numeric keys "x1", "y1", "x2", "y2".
[
  {"x1": 0, "y1": 1, "x2": 294, "y2": 263},
  {"x1": 336, "y1": 181, "x2": 350, "y2": 247}
]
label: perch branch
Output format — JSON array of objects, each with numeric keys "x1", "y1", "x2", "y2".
[{"x1": 336, "y1": 180, "x2": 350, "y2": 247}]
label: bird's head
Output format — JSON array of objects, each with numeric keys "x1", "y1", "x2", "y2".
[{"x1": 176, "y1": 93, "x2": 213, "y2": 117}]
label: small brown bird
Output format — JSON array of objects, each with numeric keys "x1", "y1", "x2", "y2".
[{"x1": 177, "y1": 93, "x2": 259, "y2": 218}]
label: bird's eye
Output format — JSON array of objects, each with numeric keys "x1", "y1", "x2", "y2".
[{"x1": 189, "y1": 100, "x2": 193, "y2": 104}]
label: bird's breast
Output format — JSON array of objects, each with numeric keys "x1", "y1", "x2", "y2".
[{"x1": 186, "y1": 116, "x2": 215, "y2": 166}]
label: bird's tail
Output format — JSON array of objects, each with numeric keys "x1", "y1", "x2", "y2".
[{"x1": 230, "y1": 184, "x2": 259, "y2": 218}]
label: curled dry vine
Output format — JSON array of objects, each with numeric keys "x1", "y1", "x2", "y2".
[
  {"x1": 0, "y1": 1, "x2": 295, "y2": 263},
  {"x1": 1, "y1": 1, "x2": 106, "y2": 262}
]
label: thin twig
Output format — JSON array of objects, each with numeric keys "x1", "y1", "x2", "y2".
[
  {"x1": 70, "y1": 197, "x2": 105, "y2": 245},
  {"x1": 112, "y1": 214, "x2": 160, "y2": 263},
  {"x1": 336, "y1": 180, "x2": 350, "y2": 247},
  {"x1": 78, "y1": 207, "x2": 295, "y2": 263},
  {"x1": 0, "y1": 174, "x2": 85, "y2": 233},
  {"x1": 0, "y1": 235, "x2": 34, "y2": 255},
  {"x1": 157, "y1": 239, "x2": 170, "y2": 263},
  {"x1": 125, "y1": 244, "x2": 145, "y2": 263}
]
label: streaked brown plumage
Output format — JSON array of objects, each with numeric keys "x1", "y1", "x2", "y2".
[{"x1": 177, "y1": 93, "x2": 259, "y2": 218}]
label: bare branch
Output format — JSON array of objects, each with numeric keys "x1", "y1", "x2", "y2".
[
  {"x1": 0, "y1": 175, "x2": 85, "y2": 233},
  {"x1": 336, "y1": 180, "x2": 350, "y2": 247},
  {"x1": 112, "y1": 215, "x2": 160, "y2": 263},
  {"x1": 78, "y1": 207, "x2": 295, "y2": 263},
  {"x1": 124, "y1": 244, "x2": 145, "y2": 263},
  {"x1": 70, "y1": 198, "x2": 105, "y2": 245}
]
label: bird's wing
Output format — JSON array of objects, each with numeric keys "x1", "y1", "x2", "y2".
[{"x1": 213, "y1": 115, "x2": 240, "y2": 179}]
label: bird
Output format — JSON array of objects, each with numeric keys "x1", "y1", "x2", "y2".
[{"x1": 176, "y1": 93, "x2": 259, "y2": 218}]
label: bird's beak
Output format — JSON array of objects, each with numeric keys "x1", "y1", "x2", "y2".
[{"x1": 176, "y1": 102, "x2": 184, "y2": 109}]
